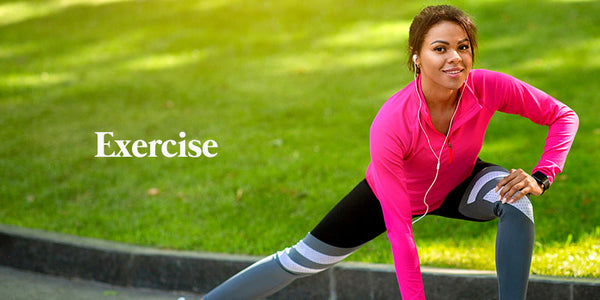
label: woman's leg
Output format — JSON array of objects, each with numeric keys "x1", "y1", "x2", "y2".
[
  {"x1": 431, "y1": 161, "x2": 535, "y2": 300},
  {"x1": 203, "y1": 179, "x2": 386, "y2": 300}
]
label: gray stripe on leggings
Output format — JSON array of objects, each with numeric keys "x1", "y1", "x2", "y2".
[
  {"x1": 303, "y1": 233, "x2": 362, "y2": 256},
  {"x1": 287, "y1": 247, "x2": 331, "y2": 271}
]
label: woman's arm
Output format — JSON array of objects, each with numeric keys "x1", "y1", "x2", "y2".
[
  {"x1": 367, "y1": 118, "x2": 426, "y2": 300},
  {"x1": 477, "y1": 70, "x2": 579, "y2": 201}
]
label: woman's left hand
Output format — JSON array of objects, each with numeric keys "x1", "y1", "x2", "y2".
[{"x1": 495, "y1": 168, "x2": 544, "y2": 204}]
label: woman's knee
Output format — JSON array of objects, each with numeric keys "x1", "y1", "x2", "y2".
[{"x1": 494, "y1": 196, "x2": 534, "y2": 224}]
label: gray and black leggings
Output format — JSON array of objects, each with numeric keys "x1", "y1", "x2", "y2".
[{"x1": 204, "y1": 160, "x2": 535, "y2": 299}]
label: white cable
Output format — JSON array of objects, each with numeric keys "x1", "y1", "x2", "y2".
[
  {"x1": 412, "y1": 71, "x2": 466, "y2": 224},
  {"x1": 412, "y1": 161, "x2": 438, "y2": 224}
]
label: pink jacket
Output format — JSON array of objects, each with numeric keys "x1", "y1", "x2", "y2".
[{"x1": 365, "y1": 69, "x2": 579, "y2": 299}]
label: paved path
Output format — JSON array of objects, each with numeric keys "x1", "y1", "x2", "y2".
[{"x1": 0, "y1": 266, "x2": 201, "y2": 300}]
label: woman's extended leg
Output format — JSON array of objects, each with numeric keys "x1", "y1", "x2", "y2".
[
  {"x1": 431, "y1": 161, "x2": 535, "y2": 300},
  {"x1": 202, "y1": 179, "x2": 386, "y2": 300}
]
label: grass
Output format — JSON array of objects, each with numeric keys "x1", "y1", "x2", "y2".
[{"x1": 1, "y1": 0, "x2": 599, "y2": 278}]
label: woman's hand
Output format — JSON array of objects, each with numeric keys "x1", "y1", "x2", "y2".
[{"x1": 495, "y1": 169, "x2": 544, "y2": 204}]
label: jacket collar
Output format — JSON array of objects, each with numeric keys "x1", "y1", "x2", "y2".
[{"x1": 415, "y1": 72, "x2": 482, "y2": 135}]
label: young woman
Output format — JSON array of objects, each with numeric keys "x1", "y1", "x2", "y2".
[{"x1": 202, "y1": 5, "x2": 578, "y2": 300}]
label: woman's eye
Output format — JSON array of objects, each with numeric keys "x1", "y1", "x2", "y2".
[
  {"x1": 434, "y1": 47, "x2": 446, "y2": 52},
  {"x1": 459, "y1": 44, "x2": 470, "y2": 51}
]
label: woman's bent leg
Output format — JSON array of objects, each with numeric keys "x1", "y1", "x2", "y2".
[
  {"x1": 203, "y1": 179, "x2": 386, "y2": 300},
  {"x1": 433, "y1": 163, "x2": 535, "y2": 300},
  {"x1": 494, "y1": 200, "x2": 534, "y2": 300}
]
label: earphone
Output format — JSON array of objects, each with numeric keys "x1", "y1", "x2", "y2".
[
  {"x1": 411, "y1": 55, "x2": 467, "y2": 224},
  {"x1": 412, "y1": 54, "x2": 418, "y2": 73}
]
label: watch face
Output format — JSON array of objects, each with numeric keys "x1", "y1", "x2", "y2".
[{"x1": 532, "y1": 172, "x2": 550, "y2": 191}]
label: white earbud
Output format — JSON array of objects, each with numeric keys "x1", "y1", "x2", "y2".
[{"x1": 412, "y1": 54, "x2": 419, "y2": 78}]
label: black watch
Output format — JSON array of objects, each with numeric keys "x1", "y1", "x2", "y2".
[{"x1": 531, "y1": 171, "x2": 550, "y2": 194}]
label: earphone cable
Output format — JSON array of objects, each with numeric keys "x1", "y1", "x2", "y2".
[{"x1": 412, "y1": 70, "x2": 467, "y2": 224}]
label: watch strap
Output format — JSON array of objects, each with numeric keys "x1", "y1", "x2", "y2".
[{"x1": 532, "y1": 171, "x2": 550, "y2": 194}]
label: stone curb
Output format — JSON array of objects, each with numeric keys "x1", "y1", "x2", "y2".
[{"x1": 0, "y1": 224, "x2": 598, "y2": 299}]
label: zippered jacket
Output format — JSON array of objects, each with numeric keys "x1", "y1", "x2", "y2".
[{"x1": 365, "y1": 69, "x2": 579, "y2": 299}]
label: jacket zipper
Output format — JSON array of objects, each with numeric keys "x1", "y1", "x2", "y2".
[{"x1": 447, "y1": 136, "x2": 453, "y2": 164}]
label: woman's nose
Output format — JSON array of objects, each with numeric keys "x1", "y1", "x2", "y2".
[{"x1": 447, "y1": 50, "x2": 462, "y2": 64}]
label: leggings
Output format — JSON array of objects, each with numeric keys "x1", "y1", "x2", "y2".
[{"x1": 203, "y1": 160, "x2": 535, "y2": 299}]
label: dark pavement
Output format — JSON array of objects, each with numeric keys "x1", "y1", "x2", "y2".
[{"x1": 0, "y1": 266, "x2": 201, "y2": 300}]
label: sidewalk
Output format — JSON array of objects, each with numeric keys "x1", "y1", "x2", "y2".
[
  {"x1": 0, "y1": 265, "x2": 199, "y2": 300},
  {"x1": 1, "y1": 224, "x2": 598, "y2": 299}
]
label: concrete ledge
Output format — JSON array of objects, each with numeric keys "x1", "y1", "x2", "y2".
[{"x1": 1, "y1": 224, "x2": 598, "y2": 299}]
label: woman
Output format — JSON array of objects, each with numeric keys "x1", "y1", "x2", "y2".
[{"x1": 202, "y1": 5, "x2": 578, "y2": 300}]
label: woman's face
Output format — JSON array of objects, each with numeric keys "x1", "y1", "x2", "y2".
[{"x1": 416, "y1": 21, "x2": 473, "y2": 93}]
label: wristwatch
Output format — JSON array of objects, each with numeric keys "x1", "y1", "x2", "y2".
[{"x1": 531, "y1": 171, "x2": 550, "y2": 194}]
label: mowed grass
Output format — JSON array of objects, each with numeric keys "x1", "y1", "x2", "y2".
[{"x1": 1, "y1": 0, "x2": 599, "y2": 277}]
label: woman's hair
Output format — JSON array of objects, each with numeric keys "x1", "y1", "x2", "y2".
[{"x1": 408, "y1": 5, "x2": 478, "y2": 73}]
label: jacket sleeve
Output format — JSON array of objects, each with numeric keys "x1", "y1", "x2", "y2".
[
  {"x1": 478, "y1": 70, "x2": 579, "y2": 183},
  {"x1": 368, "y1": 116, "x2": 426, "y2": 300}
]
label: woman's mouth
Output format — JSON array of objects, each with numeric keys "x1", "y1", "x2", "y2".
[{"x1": 443, "y1": 68, "x2": 464, "y2": 78}]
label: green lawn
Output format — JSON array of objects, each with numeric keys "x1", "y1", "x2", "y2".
[{"x1": 1, "y1": 0, "x2": 598, "y2": 277}]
